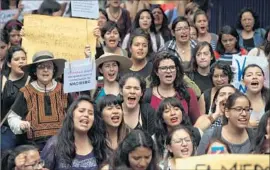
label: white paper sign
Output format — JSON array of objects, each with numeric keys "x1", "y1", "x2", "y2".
[
  {"x1": 64, "y1": 58, "x2": 96, "y2": 93},
  {"x1": 232, "y1": 55, "x2": 269, "y2": 93},
  {"x1": 71, "y1": 0, "x2": 99, "y2": 19},
  {"x1": 0, "y1": 9, "x2": 18, "y2": 28}
]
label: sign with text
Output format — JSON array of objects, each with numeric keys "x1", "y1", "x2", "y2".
[
  {"x1": 64, "y1": 58, "x2": 96, "y2": 93},
  {"x1": 175, "y1": 154, "x2": 269, "y2": 170},
  {"x1": 232, "y1": 55, "x2": 269, "y2": 93},
  {"x1": 22, "y1": 15, "x2": 97, "y2": 63},
  {"x1": 71, "y1": 1, "x2": 99, "y2": 19},
  {"x1": 0, "y1": 9, "x2": 18, "y2": 29}
]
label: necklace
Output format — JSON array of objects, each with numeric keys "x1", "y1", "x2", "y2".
[
  {"x1": 107, "y1": 8, "x2": 121, "y2": 22},
  {"x1": 156, "y1": 86, "x2": 176, "y2": 99}
]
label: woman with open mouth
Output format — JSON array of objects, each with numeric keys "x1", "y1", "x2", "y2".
[
  {"x1": 236, "y1": 8, "x2": 266, "y2": 52},
  {"x1": 93, "y1": 52, "x2": 132, "y2": 101},
  {"x1": 96, "y1": 95, "x2": 130, "y2": 163},
  {"x1": 162, "y1": 125, "x2": 197, "y2": 170},
  {"x1": 144, "y1": 51, "x2": 201, "y2": 125},
  {"x1": 194, "y1": 10, "x2": 218, "y2": 51},
  {"x1": 198, "y1": 61, "x2": 233, "y2": 115},
  {"x1": 1, "y1": 46, "x2": 29, "y2": 152},
  {"x1": 119, "y1": 72, "x2": 156, "y2": 136},
  {"x1": 41, "y1": 95, "x2": 107, "y2": 170},
  {"x1": 154, "y1": 97, "x2": 201, "y2": 165},
  {"x1": 122, "y1": 9, "x2": 165, "y2": 53},
  {"x1": 197, "y1": 92, "x2": 255, "y2": 154},
  {"x1": 242, "y1": 64, "x2": 269, "y2": 128},
  {"x1": 215, "y1": 25, "x2": 247, "y2": 65}
]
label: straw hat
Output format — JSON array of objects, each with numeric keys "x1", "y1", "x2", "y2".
[
  {"x1": 22, "y1": 51, "x2": 66, "y2": 78},
  {"x1": 96, "y1": 53, "x2": 132, "y2": 76}
]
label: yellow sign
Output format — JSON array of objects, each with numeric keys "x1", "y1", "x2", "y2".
[
  {"x1": 22, "y1": 15, "x2": 97, "y2": 63},
  {"x1": 175, "y1": 154, "x2": 269, "y2": 170}
]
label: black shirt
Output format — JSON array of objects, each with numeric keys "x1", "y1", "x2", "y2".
[
  {"x1": 243, "y1": 38, "x2": 255, "y2": 51},
  {"x1": 127, "y1": 62, "x2": 153, "y2": 79},
  {"x1": 193, "y1": 71, "x2": 213, "y2": 93}
]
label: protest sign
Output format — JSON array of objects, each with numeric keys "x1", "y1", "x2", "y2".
[
  {"x1": 0, "y1": 9, "x2": 18, "y2": 29},
  {"x1": 175, "y1": 154, "x2": 269, "y2": 170},
  {"x1": 232, "y1": 55, "x2": 269, "y2": 93},
  {"x1": 22, "y1": 15, "x2": 97, "y2": 63},
  {"x1": 71, "y1": 1, "x2": 99, "y2": 19},
  {"x1": 150, "y1": 0, "x2": 167, "y2": 4},
  {"x1": 64, "y1": 58, "x2": 96, "y2": 93}
]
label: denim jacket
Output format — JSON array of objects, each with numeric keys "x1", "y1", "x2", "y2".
[{"x1": 237, "y1": 28, "x2": 266, "y2": 51}]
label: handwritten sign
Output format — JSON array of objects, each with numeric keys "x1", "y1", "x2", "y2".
[
  {"x1": 232, "y1": 55, "x2": 269, "y2": 93},
  {"x1": 0, "y1": 9, "x2": 18, "y2": 29},
  {"x1": 71, "y1": 1, "x2": 99, "y2": 19},
  {"x1": 64, "y1": 58, "x2": 96, "y2": 93},
  {"x1": 175, "y1": 154, "x2": 269, "y2": 170},
  {"x1": 22, "y1": 15, "x2": 97, "y2": 63}
]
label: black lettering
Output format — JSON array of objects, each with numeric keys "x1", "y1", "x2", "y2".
[
  {"x1": 195, "y1": 164, "x2": 210, "y2": 170},
  {"x1": 243, "y1": 164, "x2": 252, "y2": 170},
  {"x1": 222, "y1": 163, "x2": 237, "y2": 170}
]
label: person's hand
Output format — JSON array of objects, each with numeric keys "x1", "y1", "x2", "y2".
[
  {"x1": 18, "y1": 1, "x2": 24, "y2": 13},
  {"x1": 15, "y1": 153, "x2": 27, "y2": 170},
  {"x1": 20, "y1": 121, "x2": 31, "y2": 131},
  {"x1": 84, "y1": 45, "x2": 91, "y2": 58},
  {"x1": 20, "y1": 26, "x2": 25, "y2": 37},
  {"x1": 93, "y1": 27, "x2": 101, "y2": 39},
  {"x1": 212, "y1": 97, "x2": 226, "y2": 119}
]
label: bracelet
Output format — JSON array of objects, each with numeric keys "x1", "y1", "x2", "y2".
[{"x1": 208, "y1": 115, "x2": 215, "y2": 124}]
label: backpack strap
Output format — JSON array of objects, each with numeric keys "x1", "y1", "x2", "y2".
[
  {"x1": 155, "y1": 33, "x2": 161, "y2": 51},
  {"x1": 143, "y1": 88, "x2": 153, "y2": 104}
]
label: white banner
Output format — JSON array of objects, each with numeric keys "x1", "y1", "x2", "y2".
[{"x1": 71, "y1": 0, "x2": 99, "y2": 19}]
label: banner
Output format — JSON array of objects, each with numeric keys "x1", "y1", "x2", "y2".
[
  {"x1": 22, "y1": 15, "x2": 97, "y2": 63},
  {"x1": 175, "y1": 154, "x2": 269, "y2": 170},
  {"x1": 64, "y1": 58, "x2": 96, "y2": 93},
  {"x1": 232, "y1": 55, "x2": 269, "y2": 93},
  {"x1": 71, "y1": 1, "x2": 99, "y2": 19}
]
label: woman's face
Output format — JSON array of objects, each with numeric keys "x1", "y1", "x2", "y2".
[
  {"x1": 102, "y1": 104, "x2": 123, "y2": 128},
  {"x1": 36, "y1": 61, "x2": 54, "y2": 85},
  {"x1": 174, "y1": 21, "x2": 190, "y2": 43},
  {"x1": 156, "y1": 59, "x2": 177, "y2": 86},
  {"x1": 195, "y1": 14, "x2": 208, "y2": 34},
  {"x1": 18, "y1": 150, "x2": 44, "y2": 170},
  {"x1": 216, "y1": 86, "x2": 236, "y2": 105},
  {"x1": 122, "y1": 77, "x2": 143, "y2": 109},
  {"x1": 162, "y1": 104, "x2": 183, "y2": 128},
  {"x1": 8, "y1": 50, "x2": 26, "y2": 75},
  {"x1": 130, "y1": 36, "x2": 148, "y2": 61},
  {"x1": 168, "y1": 129, "x2": 193, "y2": 158},
  {"x1": 207, "y1": 142, "x2": 229, "y2": 154},
  {"x1": 139, "y1": 11, "x2": 152, "y2": 31},
  {"x1": 196, "y1": 45, "x2": 212, "y2": 69},
  {"x1": 152, "y1": 8, "x2": 163, "y2": 26},
  {"x1": 98, "y1": 12, "x2": 107, "y2": 28},
  {"x1": 109, "y1": 0, "x2": 121, "y2": 8},
  {"x1": 73, "y1": 100, "x2": 94, "y2": 133},
  {"x1": 99, "y1": 61, "x2": 119, "y2": 82},
  {"x1": 190, "y1": 26, "x2": 197, "y2": 40},
  {"x1": 212, "y1": 68, "x2": 229, "y2": 88},
  {"x1": 243, "y1": 66, "x2": 265, "y2": 94},
  {"x1": 221, "y1": 34, "x2": 237, "y2": 53},
  {"x1": 104, "y1": 28, "x2": 120, "y2": 48},
  {"x1": 128, "y1": 146, "x2": 152, "y2": 170},
  {"x1": 241, "y1": 11, "x2": 255, "y2": 32},
  {"x1": 225, "y1": 97, "x2": 251, "y2": 129},
  {"x1": 0, "y1": 41, "x2": 7, "y2": 61},
  {"x1": 9, "y1": 29, "x2": 21, "y2": 46}
]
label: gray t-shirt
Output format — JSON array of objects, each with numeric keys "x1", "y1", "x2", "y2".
[{"x1": 197, "y1": 127, "x2": 252, "y2": 155}]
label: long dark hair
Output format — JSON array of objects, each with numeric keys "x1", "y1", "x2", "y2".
[
  {"x1": 132, "y1": 9, "x2": 157, "y2": 34},
  {"x1": 38, "y1": 0, "x2": 61, "y2": 16},
  {"x1": 96, "y1": 95, "x2": 130, "y2": 146},
  {"x1": 56, "y1": 95, "x2": 106, "y2": 167},
  {"x1": 2, "y1": 19, "x2": 22, "y2": 44},
  {"x1": 216, "y1": 25, "x2": 241, "y2": 55},
  {"x1": 112, "y1": 129, "x2": 159, "y2": 170},
  {"x1": 242, "y1": 64, "x2": 269, "y2": 102},
  {"x1": 155, "y1": 97, "x2": 192, "y2": 156},
  {"x1": 236, "y1": 7, "x2": 260, "y2": 30},
  {"x1": 1, "y1": 145, "x2": 38, "y2": 170},
  {"x1": 253, "y1": 110, "x2": 270, "y2": 153},
  {"x1": 150, "y1": 51, "x2": 190, "y2": 103}
]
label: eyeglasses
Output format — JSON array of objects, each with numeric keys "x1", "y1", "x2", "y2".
[
  {"x1": 37, "y1": 63, "x2": 54, "y2": 70},
  {"x1": 230, "y1": 107, "x2": 253, "y2": 114},
  {"x1": 171, "y1": 138, "x2": 192, "y2": 145},
  {"x1": 24, "y1": 160, "x2": 45, "y2": 170},
  {"x1": 158, "y1": 65, "x2": 176, "y2": 72}
]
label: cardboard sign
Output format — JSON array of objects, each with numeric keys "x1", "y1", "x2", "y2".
[
  {"x1": 232, "y1": 55, "x2": 269, "y2": 93},
  {"x1": 71, "y1": 1, "x2": 99, "y2": 19},
  {"x1": 22, "y1": 15, "x2": 97, "y2": 63},
  {"x1": 64, "y1": 58, "x2": 96, "y2": 93},
  {"x1": 0, "y1": 9, "x2": 18, "y2": 29},
  {"x1": 175, "y1": 154, "x2": 269, "y2": 170}
]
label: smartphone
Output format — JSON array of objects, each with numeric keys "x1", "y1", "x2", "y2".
[{"x1": 211, "y1": 146, "x2": 225, "y2": 154}]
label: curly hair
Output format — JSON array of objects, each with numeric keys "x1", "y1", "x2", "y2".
[
  {"x1": 209, "y1": 60, "x2": 234, "y2": 85},
  {"x1": 236, "y1": 7, "x2": 260, "y2": 30}
]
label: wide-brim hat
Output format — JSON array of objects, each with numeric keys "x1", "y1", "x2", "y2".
[
  {"x1": 22, "y1": 51, "x2": 66, "y2": 78},
  {"x1": 96, "y1": 53, "x2": 132, "y2": 76}
]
